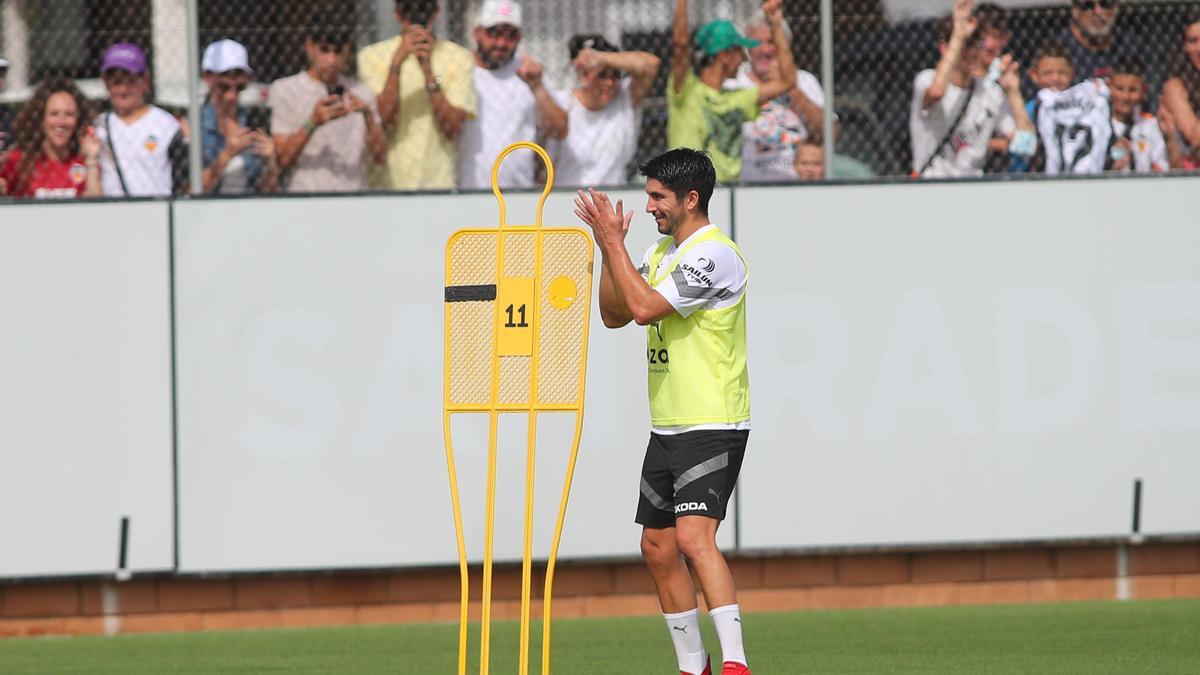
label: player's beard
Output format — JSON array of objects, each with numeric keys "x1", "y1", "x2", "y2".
[{"x1": 656, "y1": 211, "x2": 681, "y2": 236}]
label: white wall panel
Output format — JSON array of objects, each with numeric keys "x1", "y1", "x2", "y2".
[
  {"x1": 0, "y1": 201, "x2": 174, "y2": 578},
  {"x1": 735, "y1": 177, "x2": 1200, "y2": 549},
  {"x1": 173, "y1": 188, "x2": 733, "y2": 572}
]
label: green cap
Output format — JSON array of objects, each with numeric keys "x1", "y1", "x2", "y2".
[{"x1": 695, "y1": 20, "x2": 760, "y2": 57}]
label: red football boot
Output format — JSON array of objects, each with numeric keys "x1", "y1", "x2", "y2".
[
  {"x1": 681, "y1": 655, "x2": 711, "y2": 675},
  {"x1": 721, "y1": 662, "x2": 751, "y2": 675}
]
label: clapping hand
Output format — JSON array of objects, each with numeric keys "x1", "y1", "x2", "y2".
[{"x1": 574, "y1": 188, "x2": 634, "y2": 248}]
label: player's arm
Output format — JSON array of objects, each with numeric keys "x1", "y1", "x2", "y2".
[{"x1": 576, "y1": 189, "x2": 675, "y2": 327}]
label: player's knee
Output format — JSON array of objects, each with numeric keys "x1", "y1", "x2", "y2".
[
  {"x1": 640, "y1": 529, "x2": 677, "y2": 568},
  {"x1": 674, "y1": 521, "x2": 717, "y2": 561}
]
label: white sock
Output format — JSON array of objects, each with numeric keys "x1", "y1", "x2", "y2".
[
  {"x1": 663, "y1": 608, "x2": 707, "y2": 674},
  {"x1": 709, "y1": 604, "x2": 747, "y2": 666}
]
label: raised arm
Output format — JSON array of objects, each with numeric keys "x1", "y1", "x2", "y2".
[
  {"x1": 998, "y1": 54, "x2": 1033, "y2": 134},
  {"x1": 589, "y1": 49, "x2": 663, "y2": 106},
  {"x1": 517, "y1": 56, "x2": 568, "y2": 141},
  {"x1": 671, "y1": 0, "x2": 691, "y2": 95},
  {"x1": 924, "y1": 0, "x2": 976, "y2": 109},
  {"x1": 755, "y1": 0, "x2": 798, "y2": 104}
]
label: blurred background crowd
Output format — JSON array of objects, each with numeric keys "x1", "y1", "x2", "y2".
[{"x1": 0, "y1": 0, "x2": 1198, "y2": 198}]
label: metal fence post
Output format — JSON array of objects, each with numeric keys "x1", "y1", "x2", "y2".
[
  {"x1": 186, "y1": 0, "x2": 202, "y2": 195},
  {"x1": 819, "y1": 0, "x2": 834, "y2": 179}
]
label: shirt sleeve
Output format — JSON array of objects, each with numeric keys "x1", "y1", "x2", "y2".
[
  {"x1": 737, "y1": 86, "x2": 760, "y2": 121},
  {"x1": 357, "y1": 41, "x2": 389, "y2": 95},
  {"x1": 650, "y1": 240, "x2": 746, "y2": 318},
  {"x1": 913, "y1": 69, "x2": 948, "y2": 119},
  {"x1": 796, "y1": 69, "x2": 825, "y2": 107},
  {"x1": 445, "y1": 47, "x2": 478, "y2": 118},
  {"x1": 268, "y1": 79, "x2": 304, "y2": 136},
  {"x1": 667, "y1": 71, "x2": 694, "y2": 110}
]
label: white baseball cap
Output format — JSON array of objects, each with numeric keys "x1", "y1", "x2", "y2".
[
  {"x1": 478, "y1": 0, "x2": 522, "y2": 29},
  {"x1": 202, "y1": 39, "x2": 252, "y2": 75},
  {"x1": 0, "y1": 56, "x2": 12, "y2": 69}
]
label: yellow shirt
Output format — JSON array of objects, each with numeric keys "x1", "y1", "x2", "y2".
[
  {"x1": 357, "y1": 37, "x2": 478, "y2": 190},
  {"x1": 667, "y1": 70, "x2": 759, "y2": 183}
]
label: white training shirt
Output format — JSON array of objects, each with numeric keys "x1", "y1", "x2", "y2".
[
  {"x1": 458, "y1": 59, "x2": 537, "y2": 190},
  {"x1": 95, "y1": 106, "x2": 181, "y2": 196},
  {"x1": 1112, "y1": 111, "x2": 1169, "y2": 173},
  {"x1": 1035, "y1": 80, "x2": 1113, "y2": 175},
  {"x1": 910, "y1": 69, "x2": 1015, "y2": 178},
  {"x1": 725, "y1": 67, "x2": 826, "y2": 183},
  {"x1": 639, "y1": 224, "x2": 751, "y2": 435},
  {"x1": 546, "y1": 78, "x2": 639, "y2": 187}
]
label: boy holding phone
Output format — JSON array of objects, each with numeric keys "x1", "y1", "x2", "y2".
[{"x1": 269, "y1": 9, "x2": 387, "y2": 193}]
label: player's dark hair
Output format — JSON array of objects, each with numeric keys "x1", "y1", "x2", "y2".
[
  {"x1": 1171, "y1": 6, "x2": 1200, "y2": 115},
  {"x1": 1032, "y1": 39, "x2": 1074, "y2": 69},
  {"x1": 308, "y1": 9, "x2": 353, "y2": 47},
  {"x1": 395, "y1": 0, "x2": 436, "y2": 25},
  {"x1": 639, "y1": 148, "x2": 716, "y2": 215}
]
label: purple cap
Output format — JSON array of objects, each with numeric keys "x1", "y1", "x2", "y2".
[{"x1": 101, "y1": 43, "x2": 147, "y2": 75}]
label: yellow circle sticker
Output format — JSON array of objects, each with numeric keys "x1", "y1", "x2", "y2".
[{"x1": 548, "y1": 276, "x2": 578, "y2": 310}]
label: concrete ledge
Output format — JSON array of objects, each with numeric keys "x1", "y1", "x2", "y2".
[{"x1": 2, "y1": 541, "x2": 1198, "y2": 638}]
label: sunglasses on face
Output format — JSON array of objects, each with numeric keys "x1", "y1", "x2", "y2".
[
  {"x1": 1073, "y1": 0, "x2": 1116, "y2": 10},
  {"x1": 594, "y1": 68, "x2": 621, "y2": 81}
]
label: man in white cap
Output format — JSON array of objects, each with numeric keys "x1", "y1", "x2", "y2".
[
  {"x1": 457, "y1": 0, "x2": 567, "y2": 189},
  {"x1": 200, "y1": 39, "x2": 277, "y2": 194},
  {"x1": 358, "y1": 0, "x2": 477, "y2": 190}
]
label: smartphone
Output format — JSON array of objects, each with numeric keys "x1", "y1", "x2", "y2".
[{"x1": 327, "y1": 83, "x2": 345, "y2": 98}]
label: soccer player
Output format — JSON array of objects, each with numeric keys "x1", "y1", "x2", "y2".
[{"x1": 574, "y1": 148, "x2": 752, "y2": 675}]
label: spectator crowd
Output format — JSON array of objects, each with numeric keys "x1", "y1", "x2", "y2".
[{"x1": 1, "y1": 0, "x2": 1198, "y2": 200}]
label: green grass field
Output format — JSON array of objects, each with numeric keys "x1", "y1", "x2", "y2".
[{"x1": 1, "y1": 599, "x2": 1197, "y2": 673}]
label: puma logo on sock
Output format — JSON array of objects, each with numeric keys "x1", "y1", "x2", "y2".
[{"x1": 672, "y1": 625, "x2": 688, "y2": 634}]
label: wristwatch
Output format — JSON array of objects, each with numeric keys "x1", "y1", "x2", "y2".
[{"x1": 425, "y1": 76, "x2": 443, "y2": 93}]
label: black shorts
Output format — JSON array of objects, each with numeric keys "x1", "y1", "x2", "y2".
[{"x1": 635, "y1": 429, "x2": 749, "y2": 529}]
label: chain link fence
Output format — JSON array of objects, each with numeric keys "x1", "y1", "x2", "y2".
[{"x1": 1, "y1": 0, "x2": 1198, "y2": 198}]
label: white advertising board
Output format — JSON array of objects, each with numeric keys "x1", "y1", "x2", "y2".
[
  {"x1": 736, "y1": 177, "x2": 1200, "y2": 549},
  {"x1": 173, "y1": 188, "x2": 734, "y2": 572},
  {"x1": 0, "y1": 201, "x2": 175, "y2": 578}
]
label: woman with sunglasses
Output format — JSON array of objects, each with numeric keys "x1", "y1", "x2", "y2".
[
  {"x1": 0, "y1": 77, "x2": 101, "y2": 199},
  {"x1": 200, "y1": 39, "x2": 278, "y2": 194},
  {"x1": 545, "y1": 35, "x2": 660, "y2": 188},
  {"x1": 1161, "y1": 7, "x2": 1200, "y2": 169}
]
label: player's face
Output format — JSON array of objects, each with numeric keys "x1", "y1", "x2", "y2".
[
  {"x1": 1030, "y1": 57, "x2": 1073, "y2": 91},
  {"x1": 1108, "y1": 73, "x2": 1143, "y2": 119},
  {"x1": 644, "y1": 178, "x2": 686, "y2": 236},
  {"x1": 42, "y1": 91, "x2": 80, "y2": 153},
  {"x1": 475, "y1": 24, "x2": 520, "y2": 69},
  {"x1": 1185, "y1": 22, "x2": 1200, "y2": 72}
]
